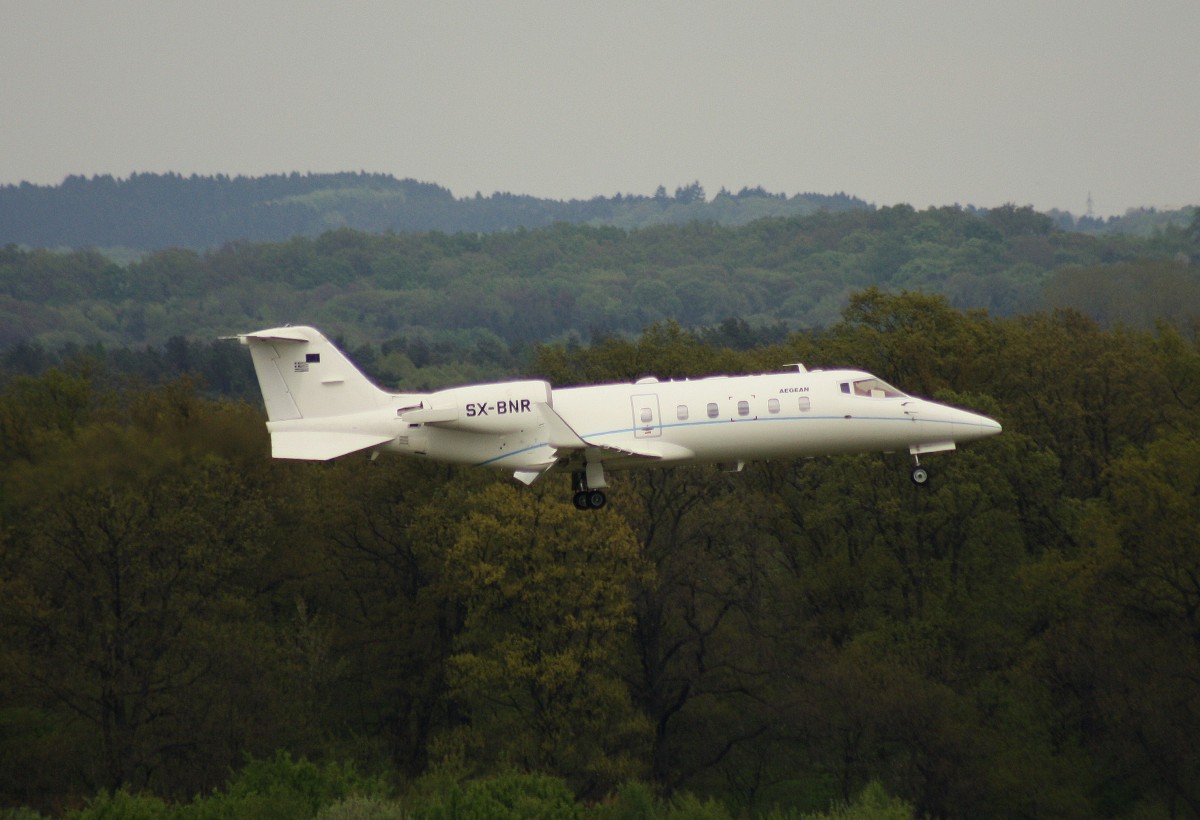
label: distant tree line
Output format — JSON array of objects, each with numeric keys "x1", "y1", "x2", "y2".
[
  {"x1": 3, "y1": 171, "x2": 1191, "y2": 256},
  {"x1": 0, "y1": 172, "x2": 869, "y2": 251},
  {"x1": 2, "y1": 205, "x2": 1197, "y2": 376},
  {"x1": 2, "y1": 292, "x2": 1199, "y2": 817}
]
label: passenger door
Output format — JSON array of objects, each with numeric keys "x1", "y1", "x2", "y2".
[{"x1": 631, "y1": 393, "x2": 662, "y2": 438}]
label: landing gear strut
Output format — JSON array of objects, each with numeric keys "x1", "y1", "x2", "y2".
[{"x1": 571, "y1": 469, "x2": 607, "y2": 510}]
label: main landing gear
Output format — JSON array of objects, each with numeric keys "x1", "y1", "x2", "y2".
[
  {"x1": 571, "y1": 468, "x2": 607, "y2": 510},
  {"x1": 573, "y1": 488, "x2": 607, "y2": 510}
]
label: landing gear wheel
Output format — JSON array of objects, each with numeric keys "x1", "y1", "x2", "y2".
[
  {"x1": 910, "y1": 465, "x2": 930, "y2": 487},
  {"x1": 571, "y1": 468, "x2": 608, "y2": 510},
  {"x1": 571, "y1": 490, "x2": 606, "y2": 510}
]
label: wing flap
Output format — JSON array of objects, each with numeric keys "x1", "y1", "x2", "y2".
[{"x1": 600, "y1": 440, "x2": 694, "y2": 461}]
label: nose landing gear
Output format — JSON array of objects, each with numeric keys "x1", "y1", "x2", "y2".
[{"x1": 910, "y1": 456, "x2": 930, "y2": 487}]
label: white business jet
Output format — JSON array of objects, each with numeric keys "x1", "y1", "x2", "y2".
[{"x1": 235, "y1": 326, "x2": 1001, "y2": 509}]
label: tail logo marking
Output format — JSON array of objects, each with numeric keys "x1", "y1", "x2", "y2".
[{"x1": 293, "y1": 353, "x2": 321, "y2": 373}]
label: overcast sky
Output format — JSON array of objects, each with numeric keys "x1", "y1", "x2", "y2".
[{"x1": 2, "y1": 1, "x2": 1197, "y2": 216}]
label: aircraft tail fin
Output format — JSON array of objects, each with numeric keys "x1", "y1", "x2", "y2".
[{"x1": 236, "y1": 326, "x2": 392, "y2": 421}]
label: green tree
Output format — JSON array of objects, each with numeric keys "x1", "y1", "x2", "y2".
[
  {"x1": 1090, "y1": 434, "x2": 1200, "y2": 814},
  {"x1": 822, "y1": 288, "x2": 997, "y2": 397},
  {"x1": 610, "y1": 468, "x2": 779, "y2": 797},
  {"x1": 300, "y1": 458, "x2": 482, "y2": 775},
  {"x1": 0, "y1": 366, "x2": 96, "y2": 463},
  {"x1": 440, "y1": 483, "x2": 652, "y2": 793},
  {"x1": 0, "y1": 383, "x2": 294, "y2": 802}
]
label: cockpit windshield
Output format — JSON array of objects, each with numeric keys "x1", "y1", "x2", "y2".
[{"x1": 840, "y1": 377, "x2": 907, "y2": 398}]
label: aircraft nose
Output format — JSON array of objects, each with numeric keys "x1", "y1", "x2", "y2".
[
  {"x1": 955, "y1": 407, "x2": 1002, "y2": 441},
  {"x1": 922, "y1": 402, "x2": 1002, "y2": 442}
]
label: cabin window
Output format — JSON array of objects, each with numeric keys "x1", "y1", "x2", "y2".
[
  {"x1": 737, "y1": 400, "x2": 750, "y2": 416},
  {"x1": 677, "y1": 405, "x2": 688, "y2": 421},
  {"x1": 640, "y1": 408, "x2": 653, "y2": 423},
  {"x1": 798, "y1": 396, "x2": 810, "y2": 412},
  {"x1": 767, "y1": 398, "x2": 780, "y2": 414},
  {"x1": 707, "y1": 402, "x2": 719, "y2": 419}
]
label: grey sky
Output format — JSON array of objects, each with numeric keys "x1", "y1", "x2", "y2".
[{"x1": 3, "y1": 1, "x2": 1197, "y2": 216}]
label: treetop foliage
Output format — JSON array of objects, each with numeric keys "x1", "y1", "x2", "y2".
[
  {"x1": 1, "y1": 172, "x2": 1198, "y2": 816},
  {"x1": 3, "y1": 293, "x2": 1199, "y2": 817},
  {"x1": 2, "y1": 200, "x2": 1197, "y2": 378}
]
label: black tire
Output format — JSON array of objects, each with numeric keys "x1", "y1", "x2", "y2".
[{"x1": 911, "y1": 466, "x2": 930, "y2": 486}]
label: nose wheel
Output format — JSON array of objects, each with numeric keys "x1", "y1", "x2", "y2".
[{"x1": 910, "y1": 454, "x2": 931, "y2": 487}]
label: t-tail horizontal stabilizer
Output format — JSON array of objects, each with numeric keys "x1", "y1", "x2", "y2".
[{"x1": 270, "y1": 431, "x2": 394, "y2": 461}]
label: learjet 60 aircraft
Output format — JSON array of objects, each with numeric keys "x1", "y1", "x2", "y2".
[{"x1": 235, "y1": 326, "x2": 1001, "y2": 509}]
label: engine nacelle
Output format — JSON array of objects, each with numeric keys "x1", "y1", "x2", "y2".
[{"x1": 406, "y1": 379, "x2": 551, "y2": 434}]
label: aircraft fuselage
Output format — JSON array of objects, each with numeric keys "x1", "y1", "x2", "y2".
[
  {"x1": 370, "y1": 369, "x2": 999, "y2": 473},
  {"x1": 237, "y1": 326, "x2": 1001, "y2": 508}
]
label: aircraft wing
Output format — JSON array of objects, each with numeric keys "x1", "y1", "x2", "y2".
[
  {"x1": 593, "y1": 440, "x2": 694, "y2": 461},
  {"x1": 513, "y1": 404, "x2": 694, "y2": 485},
  {"x1": 535, "y1": 402, "x2": 588, "y2": 449},
  {"x1": 535, "y1": 403, "x2": 651, "y2": 457}
]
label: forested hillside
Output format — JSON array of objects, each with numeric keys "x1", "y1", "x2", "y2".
[
  {"x1": 3, "y1": 204, "x2": 1199, "y2": 385},
  {"x1": 2, "y1": 178, "x2": 1199, "y2": 816},
  {"x1": 0, "y1": 173, "x2": 868, "y2": 251},
  {"x1": 2, "y1": 292, "x2": 1199, "y2": 817}
]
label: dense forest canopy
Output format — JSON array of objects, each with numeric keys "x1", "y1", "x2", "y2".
[
  {"x1": 2, "y1": 171, "x2": 1199, "y2": 816},
  {"x1": 2, "y1": 203, "x2": 1198, "y2": 392},
  {"x1": 2, "y1": 292, "x2": 1200, "y2": 817}
]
